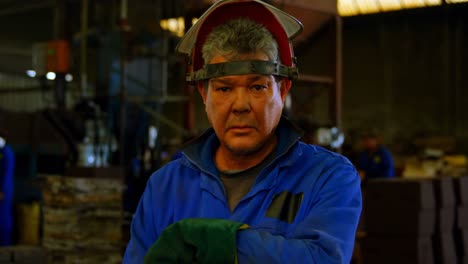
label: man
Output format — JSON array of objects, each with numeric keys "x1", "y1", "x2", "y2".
[
  {"x1": 123, "y1": 1, "x2": 361, "y2": 263},
  {"x1": 358, "y1": 130, "x2": 395, "y2": 181},
  {"x1": 0, "y1": 131, "x2": 14, "y2": 246}
]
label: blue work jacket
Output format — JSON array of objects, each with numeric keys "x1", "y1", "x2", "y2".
[
  {"x1": 123, "y1": 118, "x2": 362, "y2": 263},
  {"x1": 358, "y1": 145, "x2": 395, "y2": 179}
]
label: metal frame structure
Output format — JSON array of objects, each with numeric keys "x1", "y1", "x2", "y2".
[{"x1": 273, "y1": 0, "x2": 342, "y2": 129}]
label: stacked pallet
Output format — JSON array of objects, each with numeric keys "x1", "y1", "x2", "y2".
[
  {"x1": 362, "y1": 178, "x2": 435, "y2": 264},
  {"x1": 453, "y1": 176, "x2": 468, "y2": 264},
  {"x1": 362, "y1": 176, "x2": 468, "y2": 264},
  {"x1": 432, "y1": 177, "x2": 457, "y2": 263},
  {"x1": 41, "y1": 174, "x2": 124, "y2": 264},
  {"x1": 0, "y1": 246, "x2": 47, "y2": 264}
]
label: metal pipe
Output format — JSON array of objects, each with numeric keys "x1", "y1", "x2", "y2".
[
  {"x1": 54, "y1": 0, "x2": 66, "y2": 110},
  {"x1": 329, "y1": 17, "x2": 342, "y2": 130},
  {"x1": 119, "y1": 0, "x2": 128, "y2": 166},
  {"x1": 161, "y1": 32, "x2": 169, "y2": 100},
  {"x1": 454, "y1": 10, "x2": 462, "y2": 136},
  {"x1": 183, "y1": 13, "x2": 194, "y2": 133},
  {"x1": 80, "y1": 0, "x2": 88, "y2": 98},
  {"x1": 53, "y1": 0, "x2": 65, "y2": 39},
  {"x1": 120, "y1": 0, "x2": 128, "y2": 21}
]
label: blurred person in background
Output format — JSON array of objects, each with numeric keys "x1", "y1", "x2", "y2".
[
  {"x1": 358, "y1": 129, "x2": 395, "y2": 182},
  {"x1": 0, "y1": 130, "x2": 15, "y2": 246}
]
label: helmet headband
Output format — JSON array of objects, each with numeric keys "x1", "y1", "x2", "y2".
[{"x1": 186, "y1": 60, "x2": 299, "y2": 83}]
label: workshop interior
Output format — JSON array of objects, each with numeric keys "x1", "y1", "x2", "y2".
[{"x1": 1, "y1": 0, "x2": 468, "y2": 263}]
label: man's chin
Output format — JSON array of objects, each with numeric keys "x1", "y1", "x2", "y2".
[{"x1": 225, "y1": 143, "x2": 261, "y2": 156}]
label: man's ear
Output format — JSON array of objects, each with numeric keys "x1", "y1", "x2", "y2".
[
  {"x1": 197, "y1": 81, "x2": 207, "y2": 103},
  {"x1": 280, "y1": 79, "x2": 292, "y2": 103}
]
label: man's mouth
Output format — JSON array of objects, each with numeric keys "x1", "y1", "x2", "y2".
[{"x1": 228, "y1": 125, "x2": 254, "y2": 133}]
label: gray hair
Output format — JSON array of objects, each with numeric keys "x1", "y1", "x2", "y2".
[{"x1": 202, "y1": 18, "x2": 280, "y2": 64}]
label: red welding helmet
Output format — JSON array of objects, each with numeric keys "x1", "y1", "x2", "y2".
[{"x1": 176, "y1": 0, "x2": 303, "y2": 83}]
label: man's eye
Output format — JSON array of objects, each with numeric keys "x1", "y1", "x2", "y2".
[
  {"x1": 216, "y1": 87, "x2": 231, "y2": 92},
  {"x1": 251, "y1": 85, "x2": 267, "y2": 91}
]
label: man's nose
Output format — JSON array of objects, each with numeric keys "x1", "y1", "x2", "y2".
[{"x1": 232, "y1": 88, "x2": 250, "y2": 114}]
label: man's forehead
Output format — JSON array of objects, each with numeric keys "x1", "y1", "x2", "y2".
[
  {"x1": 211, "y1": 52, "x2": 269, "y2": 62},
  {"x1": 210, "y1": 74, "x2": 273, "y2": 84}
]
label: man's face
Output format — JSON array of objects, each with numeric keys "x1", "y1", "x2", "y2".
[
  {"x1": 362, "y1": 136, "x2": 378, "y2": 150},
  {"x1": 198, "y1": 52, "x2": 290, "y2": 156}
]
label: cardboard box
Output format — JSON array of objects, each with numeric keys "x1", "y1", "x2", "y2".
[
  {"x1": 436, "y1": 207, "x2": 456, "y2": 233},
  {"x1": 364, "y1": 207, "x2": 435, "y2": 235},
  {"x1": 365, "y1": 178, "x2": 435, "y2": 210},
  {"x1": 432, "y1": 232, "x2": 457, "y2": 264},
  {"x1": 458, "y1": 207, "x2": 468, "y2": 229},
  {"x1": 433, "y1": 177, "x2": 456, "y2": 208},
  {"x1": 0, "y1": 246, "x2": 47, "y2": 264},
  {"x1": 362, "y1": 235, "x2": 433, "y2": 264},
  {"x1": 453, "y1": 227, "x2": 467, "y2": 264},
  {"x1": 454, "y1": 176, "x2": 468, "y2": 206}
]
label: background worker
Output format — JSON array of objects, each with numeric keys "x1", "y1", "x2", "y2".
[
  {"x1": 0, "y1": 130, "x2": 15, "y2": 246},
  {"x1": 358, "y1": 130, "x2": 395, "y2": 182}
]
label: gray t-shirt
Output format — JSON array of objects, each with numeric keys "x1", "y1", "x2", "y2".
[{"x1": 218, "y1": 150, "x2": 276, "y2": 212}]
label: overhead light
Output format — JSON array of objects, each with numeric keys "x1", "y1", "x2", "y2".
[
  {"x1": 402, "y1": 0, "x2": 426, "y2": 8},
  {"x1": 160, "y1": 17, "x2": 185, "y2": 37},
  {"x1": 26, "y1": 70, "x2": 36, "y2": 78},
  {"x1": 426, "y1": 0, "x2": 442, "y2": 6},
  {"x1": 46, "y1": 72, "x2": 56, "y2": 80},
  {"x1": 338, "y1": 0, "x2": 443, "y2": 16},
  {"x1": 378, "y1": 0, "x2": 403, "y2": 11},
  {"x1": 357, "y1": 0, "x2": 380, "y2": 13}
]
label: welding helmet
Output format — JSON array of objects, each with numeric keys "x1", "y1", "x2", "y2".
[{"x1": 176, "y1": 0, "x2": 303, "y2": 84}]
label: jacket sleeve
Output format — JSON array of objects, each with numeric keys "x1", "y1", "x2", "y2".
[
  {"x1": 236, "y1": 164, "x2": 362, "y2": 264},
  {"x1": 381, "y1": 148, "x2": 395, "y2": 177},
  {"x1": 123, "y1": 177, "x2": 159, "y2": 264},
  {"x1": 0, "y1": 145, "x2": 15, "y2": 200}
]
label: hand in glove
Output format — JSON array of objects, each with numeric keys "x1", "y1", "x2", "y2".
[{"x1": 144, "y1": 218, "x2": 248, "y2": 264}]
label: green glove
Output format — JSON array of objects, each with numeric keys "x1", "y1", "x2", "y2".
[{"x1": 144, "y1": 218, "x2": 248, "y2": 264}]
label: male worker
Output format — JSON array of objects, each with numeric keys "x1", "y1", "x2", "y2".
[
  {"x1": 358, "y1": 130, "x2": 395, "y2": 182},
  {"x1": 123, "y1": 1, "x2": 362, "y2": 263},
  {"x1": 0, "y1": 131, "x2": 15, "y2": 246}
]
